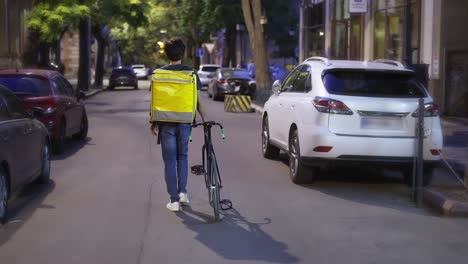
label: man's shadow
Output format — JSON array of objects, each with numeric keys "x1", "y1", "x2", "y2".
[{"x1": 176, "y1": 207, "x2": 299, "y2": 263}]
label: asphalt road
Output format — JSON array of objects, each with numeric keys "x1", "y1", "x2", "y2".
[{"x1": 1, "y1": 80, "x2": 467, "y2": 264}]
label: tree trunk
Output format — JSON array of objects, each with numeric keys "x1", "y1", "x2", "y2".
[
  {"x1": 77, "y1": 17, "x2": 91, "y2": 92},
  {"x1": 38, "y1": 43, "x2": 50, "y2": 68},
  {"x1": 241, "y1": 0, "x2": 271, "y2": 97},
  {"x1": 226, "y1": 25, "x2": 237, "y2": 67},
  {"x1": 92, "y1": 25, "x2": 106, "y2": 89}
]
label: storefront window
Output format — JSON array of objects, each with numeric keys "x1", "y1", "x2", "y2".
[
  {"x1": 332, "y1": 0, "x2": 362, "y2": 60},
  {"x1": 305, "y1": 2, "x2": 325, "y2": 57},
  {"x1": 373, "y1": 0, "x2": 420, "y2": 63}
]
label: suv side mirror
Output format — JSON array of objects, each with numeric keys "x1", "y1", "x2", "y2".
[{"x1": 272, "y1": 80, "x2": 282, "y2": 94}]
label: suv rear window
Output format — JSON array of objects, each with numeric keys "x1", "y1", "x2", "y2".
[
  {"x1": 0, "y1": 76, "x2": 50, "y2": 97},
  {"x1": 112, "y1": 68, "x2": 134, "y2": 74},
  {"x1": 322, "y1": 70, "x2": 426, "y2": 98},
  {"x1": 221, "y1": 70, "x2": 251, "y2": 79},
  {"x1": 201, "y1": 66, "x2": 219, "y2": 72}
]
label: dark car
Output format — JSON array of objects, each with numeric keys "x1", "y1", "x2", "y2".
[
  {"x1": 207, "y1": 68, "x2": 256, "y2": 101},
  {"x1": 0, "y1": 69, "x2": 88, "y2": 154},
  {"x1": 109, "y1": 67, "x2": 138, "y2": 90},
  {"x1": 0, "y1": 85, "x2": 50, "y2": 224}
]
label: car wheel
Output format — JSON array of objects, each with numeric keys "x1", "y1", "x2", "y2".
[
  {"x1": 0, "y1": 168, "x2": 8, "y2": 224},
  {"x1": 262, "y1": 116, "x2": 280, "y2": 159},
  {"x1": 402, "y1": 165, "x2": 434, "y2": 187},
  {"x1": 134, "y1": 83, "x2": 138, "y2": 90},
  {"x1": 36, "y1": 141, "x2": 51, "y2": 184},
  {"x1": 53, "y1": 120, "x2": 66, "y2": 154},
  {"x1": 289, "y1": 129, "x2": 317, "y2": 184},
  {"x1": 73, "y1": 111, "x2": 88, "y2": 141}
]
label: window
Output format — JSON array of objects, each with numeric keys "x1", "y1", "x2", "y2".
[
  {"x1": 59, "y1": 77, "x2": 76, "y2": 97},
  {"x1": 221, "y1": 70, "x2": 251, "y2": 79},
  {"x1": 281, "y1": 67, "x2": 302, "y2": 92},
  {"x1": 322, "y1": 70, "x2": 426, "y2": 98},
  {"x1": 3, "y1": 93, "x2": 27, "y2": 119},
  {"x1": 200, "y1": 66, "x2": 219, "y2": 72},
  {"x1": 331, "y1": 0, "x2": 363, "y2": 60},
  {"x1": 0, "y1": 96, "x2": 9, "y2": 121},
  {"x1": 53, "y1": 77, "x2": 72, "y2": 97},
  {"x1": 373, "y1": 0, "x2": 420, "y2": 62},
  {"x1": 0, "y1": 76, "x2": 51, "y2": 97},
  {"x1": 291, "y1": 65, "x2": 311, "y2": 93}
]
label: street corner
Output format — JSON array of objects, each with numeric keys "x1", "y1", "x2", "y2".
[{"x1": 424, "y1": 185, "x2": 468, "y2": 217}]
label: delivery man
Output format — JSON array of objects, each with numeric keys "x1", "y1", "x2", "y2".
[{"x1": 150, "y1": 38, "x2": 206, "y2": 212}]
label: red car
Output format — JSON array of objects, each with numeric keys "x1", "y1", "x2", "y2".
[{"x1": 0, "y1": 69, "x2": 88, "y2": 153}]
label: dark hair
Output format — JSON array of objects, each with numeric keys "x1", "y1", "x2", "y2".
[{"x1": 164, "y1": 38, "x2": 185, "y2": 61}]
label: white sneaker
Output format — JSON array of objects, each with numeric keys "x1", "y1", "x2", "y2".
[
  {"x1": 179, "y1": 193, "x2": 189, "y2": 206},
  {"x1": 166, "y1": 201, "x2": 180, "y2": 212}
]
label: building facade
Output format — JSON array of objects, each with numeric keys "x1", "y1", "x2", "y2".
[
  {"x1": 0, "y1": 0, "x2": 33, "y2": 69},
  {"x1": 299, "y1": 0, "x2": 468, "y2": 118}
]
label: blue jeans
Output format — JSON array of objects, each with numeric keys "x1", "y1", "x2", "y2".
[{"x1": 160, "y1": 124, "x2": 192, "y2": 202}]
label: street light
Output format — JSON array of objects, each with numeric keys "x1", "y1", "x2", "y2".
[{"x1": 159, "y1": 29, "x2": 167, "y2": 34}]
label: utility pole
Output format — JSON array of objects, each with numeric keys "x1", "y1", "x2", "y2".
[{"x1": 405, "y1": 0, "x2": 413, "y2": 66}]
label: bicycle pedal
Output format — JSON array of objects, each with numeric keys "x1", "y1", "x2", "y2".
[{"x1": 191, "y1": 165, "x2": 205, "y2": 175}]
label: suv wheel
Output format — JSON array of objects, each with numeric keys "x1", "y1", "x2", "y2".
[
  {"x1": 289, "y1": 129, "x2": 317, "y2": 184},
  {"x1": 0, "y1": 168, "x2": 8, "y2": 224},
  {"x1": 262, "y1": 116, "x2": 279, "y2": 159}
]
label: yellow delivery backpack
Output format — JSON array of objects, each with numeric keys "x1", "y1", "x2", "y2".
[{"x1": 150, "y1": 69, "x2": 198, "y2": 123}]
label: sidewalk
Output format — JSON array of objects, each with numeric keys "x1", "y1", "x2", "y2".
[{"x1": 68, "y1": 79, "x2": 108, "y2": 98}]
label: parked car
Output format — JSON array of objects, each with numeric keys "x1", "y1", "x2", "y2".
[
  {"x1": 131, "y1": 64, "x2": 150, "y2": 79},
  {"x1": 262, "y1": 57, "x2": 443, "y2": 186},
  {"x1": 109, "y1": 67, "x2": 138, "y2": 90},
  {"x1": 0, "y1": 85, "x2": 50, "y2": 224},
  {"x1": 207, "y1": 68, "x2": 256, "y2": 101},
  {"x1": 0, "y1": 69, "x2": 88, "y2": 154},
  {"x1": 197, "y1": 64, "x2": 220, "y2": 89}
]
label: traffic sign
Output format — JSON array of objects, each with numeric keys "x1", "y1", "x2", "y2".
[{"x1": 196, "y1": 48, "x2": 204, "y2": 57}]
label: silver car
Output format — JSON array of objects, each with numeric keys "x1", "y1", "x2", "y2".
[{"x1": 197, "y1": 64, "x2": 220, "y2": 89}]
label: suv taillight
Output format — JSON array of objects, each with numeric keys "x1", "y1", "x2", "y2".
[
  {"x1": 312, "y1": 97, "x2": 353, "y2": 115},
  {"x1": 411, "y1": 103, "x2": 439, "y2": 117}
]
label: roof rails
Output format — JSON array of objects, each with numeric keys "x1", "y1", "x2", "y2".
[
  {"x1": 371, "y1": 59, "x2": 405, "y2": 68},
  {"x1": 304, "y1": 57, "x2": 332, "y2": 66}
]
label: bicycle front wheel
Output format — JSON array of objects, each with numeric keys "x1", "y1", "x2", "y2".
[{"x1": 210, "y1": 156, "x2": 221, "y2": 221}]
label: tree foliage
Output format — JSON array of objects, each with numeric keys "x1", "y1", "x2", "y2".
[{"x1": 27, "y1": 1, "x2": 89, "y2": 44}]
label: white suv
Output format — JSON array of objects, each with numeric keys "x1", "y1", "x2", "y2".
[
  {"x1": 131, "y1": 64, "x2": 149, "y2": 79},
  {"x1": 198, "y1": 64, "x2": 220, "y2": 88},
  {"x1": 262, "y1": 57, "x2": 443, "y2": 185}
]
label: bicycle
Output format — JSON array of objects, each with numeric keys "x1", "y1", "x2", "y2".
[{"x1": 190, "y1": 121, "x2": 232, "y2": 221}]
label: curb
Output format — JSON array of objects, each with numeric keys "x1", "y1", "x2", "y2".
[
  {"x1": 84, "y1": 89, "x2": 105, "y2": 99},
  {"x1": 423, "y1": 187, "x2": 468, "y2": 217},
  {"x1": 251, "y1": 103, "x2": 263, "y2": 115}
]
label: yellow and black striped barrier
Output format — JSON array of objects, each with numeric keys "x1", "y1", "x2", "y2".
[{"x1": 224, "y1": 95, "x2": 252, "y2": 113}]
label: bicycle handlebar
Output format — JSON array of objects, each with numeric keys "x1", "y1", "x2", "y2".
[{"x1": 191, "y1": 121, "x2": 225, "y2": 140}]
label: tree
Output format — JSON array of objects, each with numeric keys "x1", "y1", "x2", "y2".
[
  {"x1": 26, "y1": 1, "x2": 89, "y2": 67},
  {"x1": 89, "y1": 0, "x2": 148, "y2": 88},
  {"x1": 241, "y1": 0, "x2": 272, "y2": 95}
]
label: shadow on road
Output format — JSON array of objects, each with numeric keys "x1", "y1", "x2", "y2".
[
  {"x1": 0, "y1": 180, "x2": 56, "y2": 246},
  {"x1": 51, "y1": 137, "x2": 94, "y2": 161},
  {"x1": 302, "y1": 166, "x2": 431, "y2": 215},
  {"x1": 176, "y1": 207, "x2": 299, "y2": 263}
]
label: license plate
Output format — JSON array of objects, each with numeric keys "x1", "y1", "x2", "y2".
[
  {"x1": 361, "y1": 118, "x2": 403, "y2": 130},
  {"x1": 234, "y1": 85, "x2": 240, "y2": 92}
]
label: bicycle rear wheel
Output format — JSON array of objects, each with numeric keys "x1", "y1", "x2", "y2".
[{"x1": 209, "y1": 155, "x2": 221, "y2": 221}]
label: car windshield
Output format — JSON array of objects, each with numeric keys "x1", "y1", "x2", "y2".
[
  {"x1": 222, "y1": 70, "x2": 251, "y2": 79},
  {"x1": 322, "y1": 70, "x2": 427, "y2": 98},
  {"x1": 201, "y1": 66, "x2": 219, "y2": 72},
  {"x1": 0, "y1": 76, "x2": 50, "y2": 97}
]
